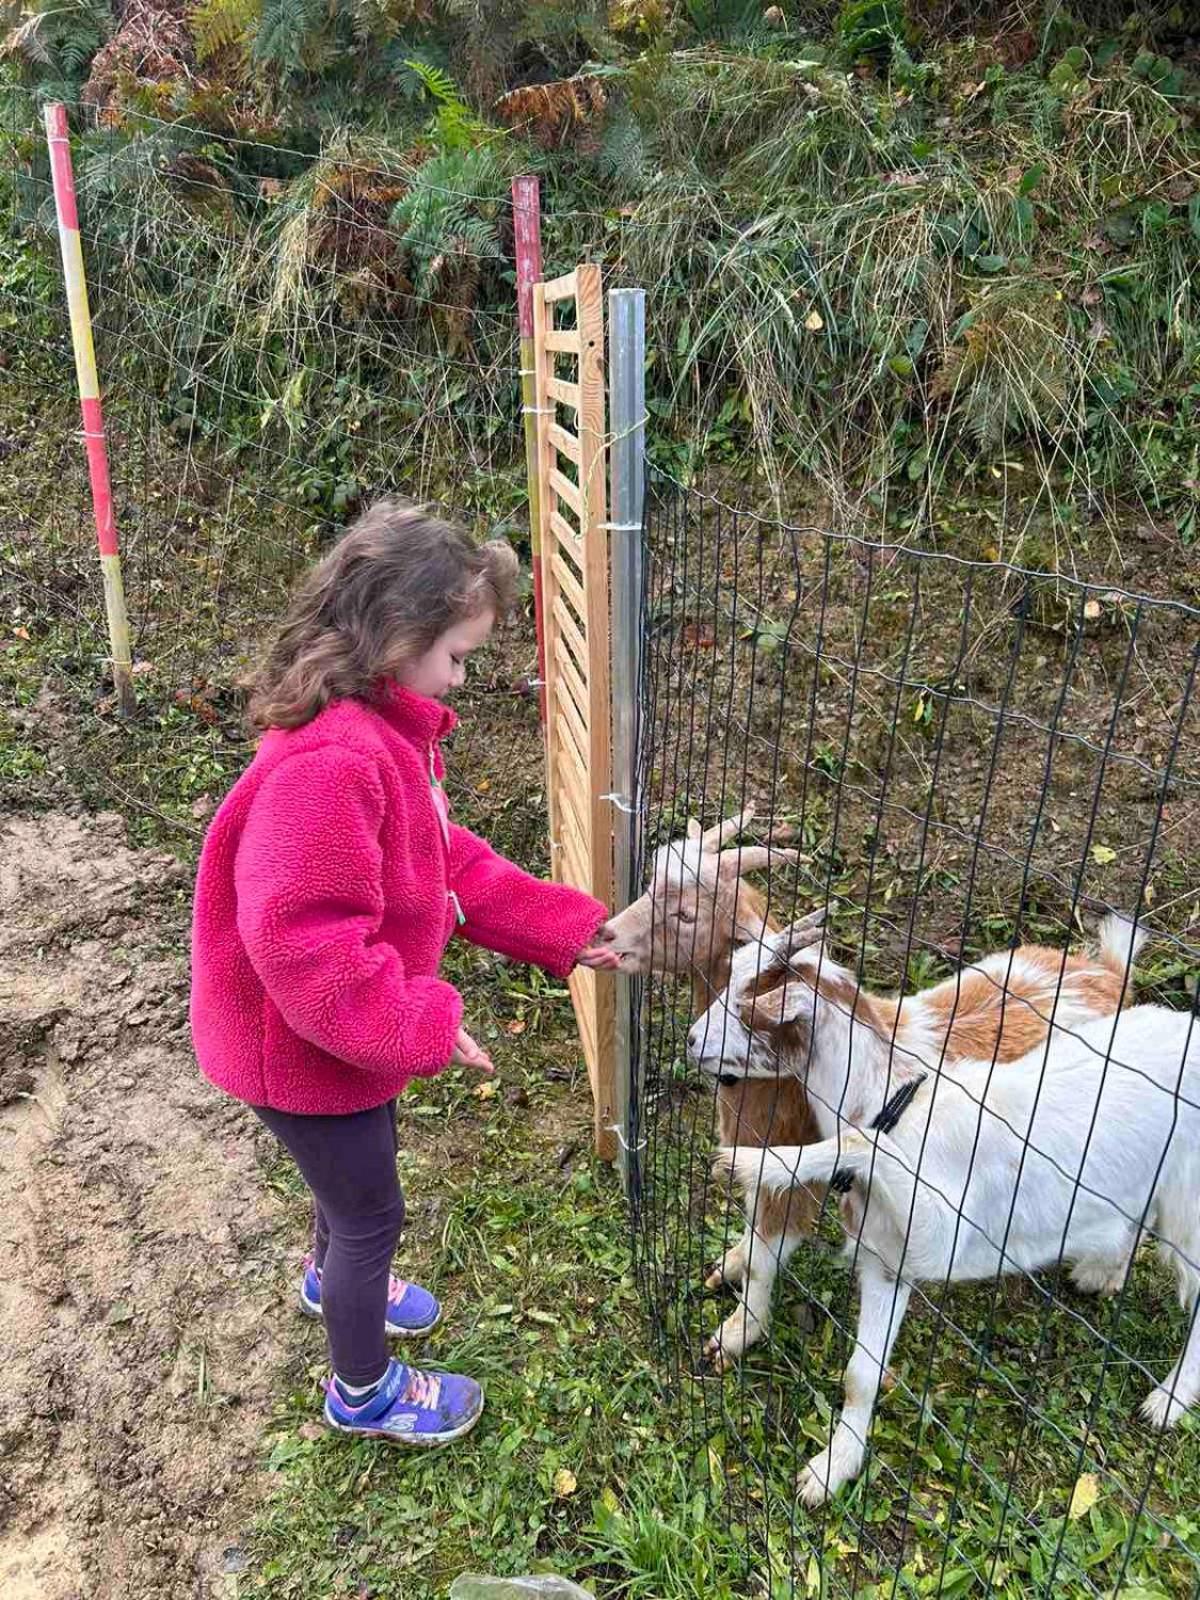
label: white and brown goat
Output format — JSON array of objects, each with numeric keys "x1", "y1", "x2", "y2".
[
  {"x1": 696, "y1": 913, "x2": 1195, "y2": 1505},
  {"x1": 599, "y1": 809, "x2": 826, "y2": 1361},
  {"x1": 600, "y1": 812, "x2": 1147, "y2": 1366}
]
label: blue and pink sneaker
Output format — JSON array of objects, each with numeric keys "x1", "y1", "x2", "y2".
[
  {"x1": 299, "y1": 1255, "x2": 441, "y2": 1338},
  {"x1": 323, "y1": 1357, "x2": 484, "y2": 1446}
]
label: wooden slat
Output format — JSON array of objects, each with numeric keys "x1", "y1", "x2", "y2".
[
  {"x1": 547, "y1": 375, "x2": 581, "y2": 410},
  {"x1": 549, "y1": 467, "x2": 582, "y2": 519},
  {"x1": 556, "y1": 813, "x2": 591, "y2": 893},
  {"x1": 553, "y1": 688, "x2": 589, "y2": 783},
  {"x1": 553, "y1": 674, "x2": 589, "y2": 773},
  {"x1": 556, "y1": 756, "x2": 589, "y2": 842},
  {"x1": 553, "y1": 633, "x2": 590, "y2": 732},
  {"x1": 551, "y1": 551, "x2": 587, "y2": 624},
  {"x1": 544, "y1": 328, "x2": 581, "y2": 353},
  {"x1": 549, "y1": 507, "x2": 581, "y2": 550},
  {"x1": 542, "y1": 270, "x2": 578, "y2": 302},
  {"x1": 553, "y1": 775, "x2": 591, "y2": 885},
  {"x1": 548, "y1": 422, "x2": 581, "y2": 465},
  {"x1": 569, "y1": 970, "x2": 599, "y2": 1070},
  {"x1": 552, "y1": 594, "x2": 586, "y2": 667}
]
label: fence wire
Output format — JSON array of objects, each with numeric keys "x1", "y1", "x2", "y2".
[
  {"x1": 628, "y1": 466, "x2": 1200, "y2": 1600},
  {"x1": 0, "y1": 85, "x2": 532, "y2": 839}
]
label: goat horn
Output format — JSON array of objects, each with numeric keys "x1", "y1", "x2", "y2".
[
  {"x1": 778, "y1": 906, "x2": 828, "y2": 954},
  {"x1": 701, "y1": 805, "x2": 756, "y2": 851},
  {"x1": 716, "y1": 845, "x2": 800, "y2": 877}
]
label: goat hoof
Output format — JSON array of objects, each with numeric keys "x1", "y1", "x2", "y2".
[
  {"x1": 798, "y1": 1461, "x2": 832, "y2": 1508},
  {"x1": 1141, "y1": 1385, "x2": 1190, "y2": 1430}
]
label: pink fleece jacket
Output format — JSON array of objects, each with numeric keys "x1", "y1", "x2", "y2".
[{"x1": 190, "y1": 682, "x2": 607, "y2": 1115}]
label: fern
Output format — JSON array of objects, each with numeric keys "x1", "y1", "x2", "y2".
[
  {"x1": 390, "y1": 143, "x2": 504, "y2": 294},
  {"x1": 402, "y1": 57, "x2": 496, "y2": 152},
  {"x1": 254, "y1": 0, "x2": 326, "y2": 74},
  {"x1": 1, "y1": 0, "x2": 113, "y2": 84},
  {"x1": 191, "y1": 0, "x2": 261, "y2": 65},
  {"x1": 594, "y1": 103, "x2": 647, "y2": 190}
]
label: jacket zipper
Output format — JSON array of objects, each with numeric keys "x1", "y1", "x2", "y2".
[{"x1": 430, "y1": 744, "x2": 466, "y2": 927}]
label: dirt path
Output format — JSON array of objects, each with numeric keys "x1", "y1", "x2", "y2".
[{"x1": 0, "y1": 811, "x2": 293, "y2": 1598}]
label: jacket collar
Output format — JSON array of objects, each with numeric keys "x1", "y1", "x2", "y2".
[{"x1": 374, "y1": 680, "x2": 458, "y2": 745}]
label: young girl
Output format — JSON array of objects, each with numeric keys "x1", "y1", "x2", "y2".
[{"x1": 191, "y1": 499, "x2": 617, "y2": 1447}]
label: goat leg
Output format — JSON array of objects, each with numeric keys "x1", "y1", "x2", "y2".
[{"x1": 799, "y1": 1264, "x2": 911, "y2": 1507}]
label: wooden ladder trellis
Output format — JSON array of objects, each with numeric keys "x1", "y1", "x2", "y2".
[{"x1": 531, "y1": 263, "x2": 616, "y2": 1161}]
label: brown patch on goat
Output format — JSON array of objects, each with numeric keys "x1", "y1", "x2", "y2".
[
  {"x1": 917, "y1": 946, "x2": 1128, "y2": 1063},
  {"x1": 919, "y1": 964, "x2": 1049, "y2": 1060},
  {"x1": 690, "y1": 876, "x2": 780, "y2": 1018},
  {"x1": 717, "y1": 1076, "x2": 822, "y2": 1240}
]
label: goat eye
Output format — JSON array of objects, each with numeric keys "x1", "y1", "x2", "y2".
[{"x1": 677, "y1": 907, "x2": 696, "y2": 924}]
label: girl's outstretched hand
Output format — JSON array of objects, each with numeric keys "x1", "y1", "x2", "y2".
[
  {"x1": 451, "y1": 1026, "x2": 494, "y2": 1073},
  {"x1": 576, "y1": 924, "x2": 622, "y2": 971}
]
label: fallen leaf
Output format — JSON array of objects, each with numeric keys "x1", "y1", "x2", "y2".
[
  {"x1": 505, "y1": 1018, "x2": 527, "y2": 1035},
  {"x1": 682, "y1": 622, "x2": 715, "y2": 648},
  {"x1": 553, "y1": 1467, "x2": 578, "y2": 1499},
  {"x1": 473, "y1": 1080, "x2": 498, "y2": 1100},
  {"x1": 1083, "y1": 598, "x2": 1102, "y2": 619},
  {"x1": 13, "y1": 625, "x2": 30, "y2": 640},
  {"x1": 1068, "y1": 1472, "x2": 1100, "y2": 1519},
  {"x1": 1091, "y1": 844, "x2": 1117, "y2": 866},
  {"x1": 298, "y1": 1421, "x2": 325, "y2": 1441},
  {"x1": 804, "y1": 310, "x2": 825, "y2": 332},
  {"x1": 476, "y1": 778, "x2": 491, "y2": 793}
]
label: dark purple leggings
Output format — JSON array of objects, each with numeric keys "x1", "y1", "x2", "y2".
[{"x1": 253, "y1": 1099, "x2": 404, "y2": 1386}]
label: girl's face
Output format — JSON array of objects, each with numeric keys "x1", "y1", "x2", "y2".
[{"x1": 398, "y1": 607, "x2": 495, "y2": 701}]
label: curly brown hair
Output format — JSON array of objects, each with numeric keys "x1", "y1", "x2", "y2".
[{"x1": 247, "y1": 498, "x2": 519, "y2": 730}]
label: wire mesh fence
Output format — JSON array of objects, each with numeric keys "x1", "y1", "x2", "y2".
[
  {"x1": 0, "y1": 85, "x2": 537, "y2": 837},
  {"x1": 627, "y1": 466, "x2": 1200, "y2": 1598}
]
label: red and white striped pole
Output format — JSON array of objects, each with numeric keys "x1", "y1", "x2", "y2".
[
  {"x1": 44, "y1": 102, "x2": 135, "y2": 717},
  {"x1": 512, "y1": 174, "x2": 547, "y2": 724}
]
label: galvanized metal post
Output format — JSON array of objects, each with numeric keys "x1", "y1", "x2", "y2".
[{"x1": 607, "y1": 288, "x2": 646, "y2": 1191}]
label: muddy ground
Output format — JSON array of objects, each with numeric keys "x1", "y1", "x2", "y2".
[{"x1": 0, "y1": 809, "x2": 294, "y2": 1599}]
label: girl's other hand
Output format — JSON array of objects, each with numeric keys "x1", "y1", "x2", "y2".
[
  {"x1": 451, "y1": 1026, "x2": 494, "y2": 1073},
  {"x1": 576, "y1": 924, "x2": 622, "y2": 971}
]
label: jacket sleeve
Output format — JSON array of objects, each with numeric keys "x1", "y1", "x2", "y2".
[
  {"x1": 234, "y1": 749, "x2": 463, "y2": 1078},
  {"x1": 447, "y1": 822, "x2": 608, "y2": 977}
]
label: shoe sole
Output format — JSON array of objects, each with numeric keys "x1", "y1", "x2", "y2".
[
  {"x1": 299, "y1": 1290, "x2": 441, "y2": 1340},
  {"x1": 322, "y1": 1400, "x2": 484, "y2": 1447}
]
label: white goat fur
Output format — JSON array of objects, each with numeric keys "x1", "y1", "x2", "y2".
[{"x1": 693, "y1": 922, "x2": 1200, "y2": 1505}]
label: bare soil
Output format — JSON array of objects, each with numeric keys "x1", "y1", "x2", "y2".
[{"x1": 0, "y1": 810, "x2": 292, "y2": 1599}]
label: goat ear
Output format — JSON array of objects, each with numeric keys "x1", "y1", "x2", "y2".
[
  {"x1": 686, "y1": 818, "x2": 703, "y2": 841},
  {"x1": 716, "y1": 844, "x2": 799, "y2": 880},
  {"x1": 740, "y1": 970, "x2": 812, "y2": 1032},
  {"x1": 701, "y1": 805, "x2": 755, "y2": 852}
]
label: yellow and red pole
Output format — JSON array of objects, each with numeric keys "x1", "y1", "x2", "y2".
[
  {"x1": 512, "y1": 174, "x2": 547, "y2": 724},
  {"x1": 44, "y1": 102, "x2": 134, "y2": 717}
]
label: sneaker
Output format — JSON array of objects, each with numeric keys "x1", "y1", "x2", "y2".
[
  {"x1": 299, "y1": 1255, "x2": 441, "y2": 1338},
  {"x1": 322, "y1": 1357, "x2": 484, "y2": 1446}
]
